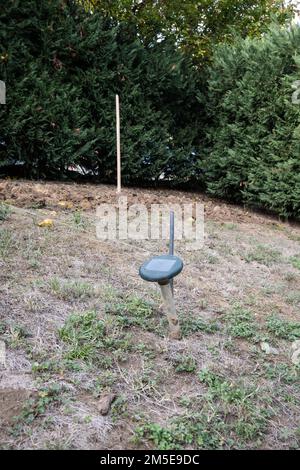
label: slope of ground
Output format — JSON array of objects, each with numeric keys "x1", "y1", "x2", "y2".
[{"x1": 0, "y1": 179, "x2": 299, "y2": 449}]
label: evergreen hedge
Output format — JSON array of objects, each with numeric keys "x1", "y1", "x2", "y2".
[
  {"x1": 0, "y1": 0, "x2": 200, "y2": 182},
  {"x1": 204, "y1": 27, "x2": 300, "y2": 218}
]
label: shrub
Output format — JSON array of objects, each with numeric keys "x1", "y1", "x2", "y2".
[
  {"x1": 0, "y1": 0, "x2": 200, "y2": 183},
  {"x1": 204, "y1": 26, "x2": 300, "y2": 218}
]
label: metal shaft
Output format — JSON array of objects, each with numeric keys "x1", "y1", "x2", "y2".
[{"x1": 169, "y1": 210, "x2": 174, "y2": 293}]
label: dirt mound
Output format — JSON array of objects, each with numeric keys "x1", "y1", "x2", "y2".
[
  {"x1": 0, "y1": 179, "x2": 285, "y2": 225},
  {"x1": 0, "y1": 387, "x2": 31, "y2": 427}
]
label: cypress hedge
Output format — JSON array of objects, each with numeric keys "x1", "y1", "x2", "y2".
[
  {"x1": 0, "y1": 0, "x2": 201, "y2": 183},
  {"x1": 204, "y1": 26, "x2": 300, "y2": 218}
]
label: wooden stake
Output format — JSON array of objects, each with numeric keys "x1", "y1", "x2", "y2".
[{"x1": 116, "y1": 94, "x2": 121, "y2": 193}]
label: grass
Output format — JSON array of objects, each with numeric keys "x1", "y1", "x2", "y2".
[
  {"x1": 49, "y1": 278, "x2": 93, "y2": 300},
  {"x1": 135, "y1": 368, "x2": 269, "y2": 450},
  {"x1": 72, "y1": 210, "x2": 87, "y2": 229},
  {"x1": 0, "y1": 323, "x2": 30, "y2": 348},
  {"x1": 245, "y1": 245, "x2": 281, "y2": 266},
  {"x1": 173, "y1": 354, "x2": 197, "y2": 373},
  {"x1": 289, "y1": 256, "x2": 300, "y2": 270},
  {"x1": 58, "y1": 310, "x2": 132, "y2": 363},
  {"x1": 0, "y1": 202, "x2": 11, "y2": 221},
  {"x1": 263, "y1": 363, "x2": 300, "y2": 385},
  {"x1": 105, "y1": 294, "x2": 165, "y2": 335},
  {"x1": 225, "y1": 305, "x2": 257, "y2": 339},
  {"x1": 135, "y1": 396, "x2": 266, "y2": 449},
  {"x1": 58, "y1": 310, "x2": 106, "y2": 361},
  {"x1": 286, "y1": 290, "x2": 300, "y2": 306},
  {"x1": 0, "y1": 228, "x2": 14, "y2": 258},
  {"x1": 181, "y1": 316, "x2": 219, "y2": 336}
]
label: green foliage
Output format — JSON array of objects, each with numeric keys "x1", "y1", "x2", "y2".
[
  {"x1": 0, "y1": 228, "x2": 14, "y2": 258},
  {"x1": 134, "y1": 422, "x2": 181, "y2": 450},
  {"x1": 1, "y1": 2, "x2": 299, "y2": 217},
  {"x1": 58, "y1": 310, "x2": 106, "y2": 360},
  {"x1": 264, "y1": 362, "x2": 300, "y2": 384},
  {"x1": 135, "y1": 369, "x2": 267, "y2": 449},
  {"x1": 105, "y1": 295, "x2": 165, "y2": 334},
  {"x1": 49, "y1": 278, "x2": 93, "y2": 300},
  {"x1": 290, "y1": 256, "x2": 300, "y2": 270},
  {"x1": 85, "y1": 0, "x2": 292, "y2": 63},
  {"x1": 0, "y1": 202, "x2": 11, "y2": 221},
  {"x1": 204, "y1": 26, "x2": 300, "y2": 218},
  {"x1": 0, "y1": 0, "x2": 200, "y2": 183},
  {"x1": 225, "y1": 305, "x2": 257, "y2": 339},
  {"x1": 181, "y1": 315, "x2": 219, "y2": 336},
  {"x1": 245, "y1": 245, "x2": 282, "y2": 266},
  {"x1": 173, "y1": 355, "x2": 197, "y2": 373},
  {"x1": 17, "y1": 385, "x2": 63, "y2": 425},
  {"x1": 266, "y1": 314, "x2": 300, "y2": 341},
  {"x1": 199, "y1": 369, "x2": 250, "y2": 403},
  {"x1": 58, "y1": 310, "x2": 131, "y2": 362}
]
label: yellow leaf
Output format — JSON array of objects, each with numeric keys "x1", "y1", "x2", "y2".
[
  {"x1": 58, "y1": 200, "x2": 73, "y2": 209},
  {"x1": 38, "y1": 219, "x2": 53, "y2": 228}
]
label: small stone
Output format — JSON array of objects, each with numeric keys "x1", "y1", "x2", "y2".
[
  {"x1": 97, "y1": 392, "x2": 116, "y2": 415},
  {"x1": 291, "y1": 339, "x2": 300, "y2": 351},
  {"x1": 260, "y1": 341, "x2": 279, "y2": 355},
  {"x1": 291, "y1": 340, "x2": 300, "y2": 365}
]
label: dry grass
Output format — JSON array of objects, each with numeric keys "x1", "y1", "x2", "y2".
[{"x1": 0, "y1": 180, "x2": 300, "y2": 450}]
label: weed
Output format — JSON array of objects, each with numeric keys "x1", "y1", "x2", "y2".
[
  {"x1": 290, "y1": 256, "x2": 300, "y2": 270},
  {"x1": 133, "y1": 365, "x2": 162, "y2": 394},
  {"x1": 173, "y1": 355, "x2": 197, "y2": 373},
  {"x1": 225, "y1": 305, "x2": 257, "y2": 339},
  {"x1": 3, "y1": 325, "x2": 30, "y2": 348},
  {"x1": 245, "y1": 245, "x2": 281, "y2": 266},
  {"x1": 263, "y1": 363, "x2": 300, "y2": 384},
  {"x1": 207, "y1": 254, "x2": 219, "y2": 264},
  {"x1": 286, "y1": 290, "x2": 300, "y2": 306},
  {"x1": 0, "y1": 202, "x2": 11, "y2": 222},
  {"x1": 198, "y1": 369, "x2": 268, "y2": 442},
  {"x1": 133, "y1": 342, "x2": 157, "y2": 359},
  {"x1": 106, "y1": 295, "x2": 164, "y2": 335},
  {"x1": 134, "y1": 423, "x2": 181, "y2": 450},
  {"x1": 49, "y1": 277, "x2": 93, "y2": 300},
  {"x1": 222, "y1": 223, "x2": 238, "y2": 230},
  {"x1": 59, "y1": 310, "x2": 105, "y2": 361},
  {"x1": 284, "y1": 272, "x2": 298, "y2": 282},
  {"x1": 111, "y1": 396, "x2": 128, "y2": 421},
  {"x1": 15, "y1": 385, "x2": 64, "y2": 426},
  {"x1": 0, "y1": 228, "x2": 14, "y2": 258},
  {"x1": 91, "y1": 372, "x2": 118, "y2": 397},
  {"x1": 59, "y1": 310, "x2": 131, "y2": 363},
  {"x1": 181, "y1": 316, "x2": 219, "y2": 336},
  {"x1": 72, "y1": 210, "x2": 87, "y2": 229},
  {"x1": 135, "y1": 366, "x2": 268, "y2": 449},
  {"x1": 198, "y1": 369, "x2": 247, "y2": 403},
  {"x1": 266, "y1": 314, "x2": 300, "y2": 341}
]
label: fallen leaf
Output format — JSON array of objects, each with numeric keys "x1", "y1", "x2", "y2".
[
  {"x1": 58, "y1": 200, "x2": 73, "y2": 209},
  {"x1": 38, "y1": 219, "x2": 53, "y2": 228}
]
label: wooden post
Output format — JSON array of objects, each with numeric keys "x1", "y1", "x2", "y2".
[
  {"x1": 116, "y1": 94, "x2": 121, "y2": 193},
  {"x1": 159, "y1": 283, "x2": 181, "y2": 339}
]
